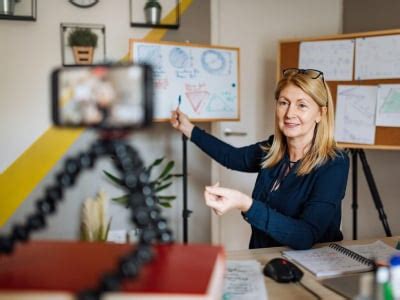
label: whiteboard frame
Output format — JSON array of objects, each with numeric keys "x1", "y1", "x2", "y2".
[{"x1": 129, "y1": 39, "x2": 240, "y2": 122}]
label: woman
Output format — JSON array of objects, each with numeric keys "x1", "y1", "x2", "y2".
[{"x1": 170, "y1": 68, "x2": 349, "y2": 250}]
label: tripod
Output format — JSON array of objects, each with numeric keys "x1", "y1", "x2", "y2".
[{"x1": 350, "y1": 149, "x2": 392, "y2": 240}]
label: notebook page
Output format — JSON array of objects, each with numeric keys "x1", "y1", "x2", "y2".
[
  {"x1": 346, "y1": 240, "x2": 400, "y2": 263},
  {"x1": 283, "y1": 246, "x2": 371, "y2": 277}
]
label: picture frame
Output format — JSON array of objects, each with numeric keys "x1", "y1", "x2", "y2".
[
  {"x1": 0, "y1": 0, "x2": 37, "y2": 21},
  {"x1": 130, "y1": 0, "x2": 180, "y2": 29},
  {"x1": 60, "y1": 23, "x2": 106, "y2": 66}
]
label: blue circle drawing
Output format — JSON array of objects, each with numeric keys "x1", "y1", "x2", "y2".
[
  {"x1": 201, "y1": 50, "x2": 226, "y2": 74},
  {"x1": 169, "y1": 47, "x2": 189, "y2": 69}
]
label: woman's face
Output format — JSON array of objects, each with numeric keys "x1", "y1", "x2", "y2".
[{"x1": 276, "y1": 84, "x2": 324, "y2": 143}]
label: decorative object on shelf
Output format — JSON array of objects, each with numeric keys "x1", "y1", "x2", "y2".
[
  {"x1": 0, "y1": 0, "x2": 20, "y2": 15},
  {"x1": 144, "y1": 0, "x2": 162, "y2": 25},
  {"x1": 0, "y1": 0, "x2": 36, "y2": 21},
  {"x1": 80, "y1": 190, "x2": 112, "y2": 242},
  {"x1": 69, "y1": 0, "x2": 99, "y2": 8},
  {"x1": 60, "y1": 23, "x2": 106, "y2": 66},
  {"x1": 104, "y1": 156, "x2": 183, "y2": 208},
  {"x1": 130, "y1": 0, "x2": 180, "y2": 29},
  {"x1": 68, "y1": 27, "x2": 98, "y2": 64}
]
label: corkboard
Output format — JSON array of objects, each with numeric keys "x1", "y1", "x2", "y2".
[{"x1": 278, "y1": 29, "x2": 400, "y2": 150}]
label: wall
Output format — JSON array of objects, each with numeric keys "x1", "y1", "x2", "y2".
[
  {"x1": 0, "y1": 0, "x2": 212, "y2": 244},
  {"x1": 343, "y1": 0, "x2": 400, "y2": 33},
  {"x1": 341, "y1": 0, "x2": 400, "y2": 240}
]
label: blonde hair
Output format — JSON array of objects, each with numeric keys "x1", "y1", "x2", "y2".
[{"x1": 262, "y1": 70, "x2": 338, "y2": 175}]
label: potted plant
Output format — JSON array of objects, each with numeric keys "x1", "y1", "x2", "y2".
[
  {"x1": 104, "y1": 157, "x2": 182, "y2": 209},
  {"x1": 0, "y1": 0, "x2": 20, "y2": 16},
  {"x1": 67, "y1": 27, "x2": 98, "y2": 65},
  {"x1": 144, "y1": 0, "x2": 162, "y2": 25}
]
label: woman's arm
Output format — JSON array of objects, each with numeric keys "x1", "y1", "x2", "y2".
[
  {"x1": 171, "y1": 109, "x2": 268, "y2": 172},
  {"x1": 244, "y1": 155, "x2": 350, "y2": 249}
]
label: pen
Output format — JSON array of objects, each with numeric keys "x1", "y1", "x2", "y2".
[{"x1": 177, "y1": 95, "x2": 182, "y2": 110}]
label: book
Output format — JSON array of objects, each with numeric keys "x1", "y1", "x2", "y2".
[
  {"x1": 282, "y1": 240, "x2": 400, "y2": 278},
  {"x1": 0, "y1": 240, "x2": 225, "y2": 300}
]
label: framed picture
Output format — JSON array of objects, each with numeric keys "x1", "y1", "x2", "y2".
[
  {"x1": 60, "y1": 23, "x2": 106, "y2": 66},
  {"x1": 0, "y1": 0, "x2": 37, "y2": 21},
  {"x1": 130, "y1": 0, "x2": 180, "y2": 29}
]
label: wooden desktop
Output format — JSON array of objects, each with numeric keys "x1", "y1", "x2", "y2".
[{"x1": 226, "y1": 236, "x2": 400, "y2": 299}]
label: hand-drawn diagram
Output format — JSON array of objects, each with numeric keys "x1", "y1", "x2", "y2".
[
  {"x1": 201, "y1": 50, "x2": 232, "y2": 76},
  {"x1": 299, "y1": 40, "x2": 354, "y2": 81},
  {"x1": 132, "y1": 41, "x2": 239, "y2": 120},
  {"x1": 376, "y1": 84, "x2": 400, "y2": 127},
  {"x1": 169, "y1": 47, "x2": 199, "y2": 79},
  {"x1": 355, "y1": 35, "x2": 400, "y2": 80},
  {"x1": 334, "y1": 85, "x2": 377, "y2": 144}
]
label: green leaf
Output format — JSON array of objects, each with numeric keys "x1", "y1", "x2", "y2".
[
  {"x1": 102, "y1": 217, "x2": 112, "y2": 242},
  {"x1": 158, "y1": 195, "x2": 176, "y2": 201},
  {"x1": 146, "y1": 157, "x2": 165, "y2": 174},
  {"x1": 155, "y1": 182, "x2": 172, "y2": 192},
  {"x1": 112, "y1": 195, "x2": 130, "y2": 208},
  {"x1": 157, "y1": 161, "x2": 175, "y2": 181},
  {"x1": 103, "y1": 170, "x2": 125, "y2": 187},
  {"x1": 159, "y1": 174, "x2": 173, "y2": 182},
  {"x1": 159, "y1": 202, "x2": 172, "y2": 208}
]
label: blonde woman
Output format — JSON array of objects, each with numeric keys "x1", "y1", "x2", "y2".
[{"x1": 171, "y1": 68, "x2": 349, "y2": 250}]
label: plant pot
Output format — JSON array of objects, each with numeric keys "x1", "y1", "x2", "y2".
[
  {"x1": 72, "y1": 46, "x2": 94, "y2": 65},
  {"x1": 144, "y1": 1, "x2": 162, "y2": 25},
  {"x1": 0, "y1": 0, "x2": 18, "y2": 15}
]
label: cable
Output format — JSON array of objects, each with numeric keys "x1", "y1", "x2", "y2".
[{"x1": 297, "y1": 281, "x2": 322, "y2": 300}]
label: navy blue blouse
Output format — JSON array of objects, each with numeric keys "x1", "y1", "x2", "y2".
[{"x1": 191, "y1": 126, "x2": 349, "y2": 250}]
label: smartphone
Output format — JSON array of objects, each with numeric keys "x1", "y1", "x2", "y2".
[{"x1": 51, "y1": 63, "x2": 153, "y2": 129}]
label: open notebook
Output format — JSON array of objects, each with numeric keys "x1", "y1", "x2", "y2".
[{"x1": 283, "y1": 240, "x2": 399, "y2": 278}]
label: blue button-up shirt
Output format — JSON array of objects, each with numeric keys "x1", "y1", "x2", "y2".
[{"x1": 191, "y1": 126, "x2": 349, "y2": 250}]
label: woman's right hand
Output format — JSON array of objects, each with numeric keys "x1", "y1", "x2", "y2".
[{"x1": 170, "y1": 109, "x2": 194, "y2": 139}]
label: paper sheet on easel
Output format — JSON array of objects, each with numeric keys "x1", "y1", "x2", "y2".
[{"x1": 334, "y1": 85, "x2": 377, "y2": 144}]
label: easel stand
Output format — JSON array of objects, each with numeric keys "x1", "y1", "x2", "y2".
[
  {"x1": 350, "y1": 149, "x2": 392, "y2": 239},
  {"x1": 182, "y1": 134, "x2": 192, "y2": 244}
]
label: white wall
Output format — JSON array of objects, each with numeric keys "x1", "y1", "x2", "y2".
[{"x1": 0, "y1": 0, "x2": 211, "y2": 244}]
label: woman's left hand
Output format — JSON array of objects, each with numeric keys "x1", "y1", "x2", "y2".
[{"x1": 204, "y1": 183, "x2": 253, "y2": 216}]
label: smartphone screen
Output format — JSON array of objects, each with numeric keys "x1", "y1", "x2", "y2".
[{"x1": 52, "y1": 64, "x2": 153, "y2": 129}]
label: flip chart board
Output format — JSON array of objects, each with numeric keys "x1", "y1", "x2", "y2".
[{"x1": 129, "y1": 39, "x2": 240, "y2": 121}]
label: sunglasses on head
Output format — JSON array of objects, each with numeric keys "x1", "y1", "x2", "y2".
[{"x1": 282, "y1": 68, "x2": 328, "y2": 105}]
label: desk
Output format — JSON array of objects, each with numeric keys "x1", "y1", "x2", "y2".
[{"x1": 226, "y1": 236, "x2": 400, "y2": 300}]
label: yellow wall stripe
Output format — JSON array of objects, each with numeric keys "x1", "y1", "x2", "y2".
[
  {"x1": 0, "y1": 128, "x2": 83, "y2": 226},
  {"x1": 0, "y1": 0, "x2": 193, "y2": 227}
]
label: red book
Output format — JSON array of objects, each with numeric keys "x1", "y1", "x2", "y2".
[{"x1": 0, "y1": 240, "x2": 225, "y2": 300}]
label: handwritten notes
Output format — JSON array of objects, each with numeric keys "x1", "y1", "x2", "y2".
[
  {"x1": 376, "y1": 84, "x2": 400, "y2": 127},
  {"x1": 223, "y1": 260, "x2": 267, "y2": 300},
  {"x1": 355, "y1": 35, "x2": 400, "y2": 80},
  {"x1": 335, "y1": 85, "x2": 377, "y2": 144},
  {"x1": 299, "y1": 40, "x2": 354, "y2": 81},
  {"x1": 346, "y1": 240, "x2": 400, "y2": 263}
]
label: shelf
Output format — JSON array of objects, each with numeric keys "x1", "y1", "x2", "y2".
[
  {"x1": 0, "y1": 0, "x2": 36, "y2": 21},
  {"x1": 130, "y1": 0, "x2": 180, "y2": 29}
]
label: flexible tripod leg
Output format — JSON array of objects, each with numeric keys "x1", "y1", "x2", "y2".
[
  {"x1": 351, "y1": 149, "x2": 358, "y2": 240},
  {"x1": 358, "y1": 149, "x2": 392, "y2": 237}
]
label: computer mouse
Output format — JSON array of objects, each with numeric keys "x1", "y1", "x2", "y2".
[{"x1": 263, "y1": 258, "x2": 304, "y2": 283}]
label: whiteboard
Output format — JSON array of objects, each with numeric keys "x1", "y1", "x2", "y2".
[{"x1": 130, "y1": 40, "x2": 240, "y2": 121}]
